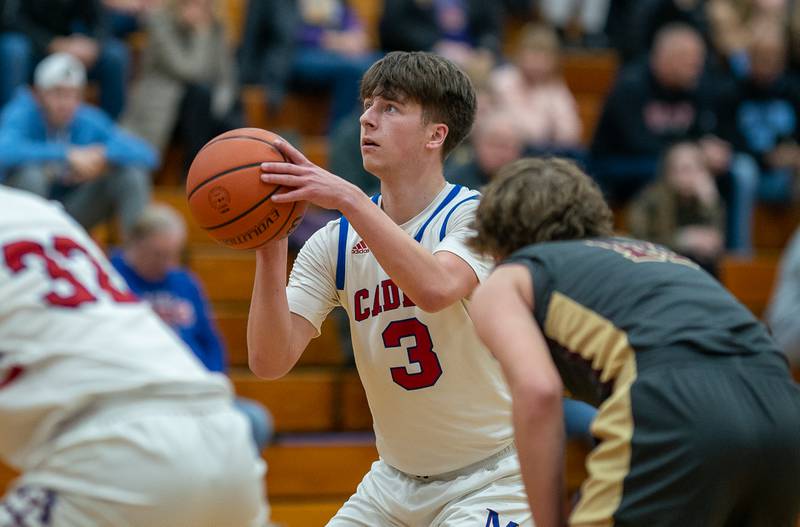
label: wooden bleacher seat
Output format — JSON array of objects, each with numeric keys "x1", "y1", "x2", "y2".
[
  {"x1": 753, "y1": 205, "x2": 800, "y2": 251},
  {"x1": 719, "y1": 254, "x2": 779, "y2": 318},
  {"x1": 561, "y1": 50, "x2": 619, "y2": 98},
  {"x1": 271, "y1": 499, "x2": 345, "y2": 527},
  {"x1": 339, "y1": 370, "x2": 372, "y2": 431},
  {"x1": 232, "y1": 370, "x2": 342, "y2": 433},
  {"x1": 222, "y1": 309, "x2": 345, "y2": 368},
  {"x1": 265, "y1": 441, "x2": 377, "y2": 499},
  {"x1": 188, "y1": 248, "x2": 257, "y2": 303}
]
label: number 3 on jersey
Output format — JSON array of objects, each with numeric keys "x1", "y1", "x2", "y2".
[{"x1": 382, "y1": 318, "x2": 442, "y2": 390}]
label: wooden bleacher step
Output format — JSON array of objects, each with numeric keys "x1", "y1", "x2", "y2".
[
  {"x1": 230, "y1": 369, "x2": 371, "y2": 434},
  {"x1": 222, "y1": 309, "x2": 346, "y2": 368},
  {"x1": 719, "y1": 254, "x2": 779, "y2": 318},
  {"x1": 270, "y1": 499, "x2": 345, "y2": 527},
  {"x1": 188, "y1": 247, "x2": 257, "y2": 303},
  {"x1": 265, "y1": 439, "x2": 377, "y2": 500}
]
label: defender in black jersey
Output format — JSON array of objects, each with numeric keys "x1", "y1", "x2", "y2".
[{"x1": 468, "y1": 158, "x2": 800, "y2": 527}]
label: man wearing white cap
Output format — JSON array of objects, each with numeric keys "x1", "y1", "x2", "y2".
[{"x1": 0, "y1": 52, "x2": 157, "y2": 240}]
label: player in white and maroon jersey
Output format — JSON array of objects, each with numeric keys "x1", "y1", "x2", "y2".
[
  {"x1": 250, "y1": 52, "x2": 532, "y2": 526},
  {"x1": 0, "y1": 186, "x2": 267, "y2": 527}
]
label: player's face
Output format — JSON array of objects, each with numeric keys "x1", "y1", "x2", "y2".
[
  {"x1": 359, "y1": 95, "x2": 430, "y2": 175},
  {"x1": 133, "y1": 230, "x2": 185, "y2": 282},
  {"x1": 37, "y1": 86, "x2": 82, "y2": 129}
]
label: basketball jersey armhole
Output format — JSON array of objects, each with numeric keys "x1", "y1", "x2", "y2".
[
  {"x1": 335, "y1": 188, "x2": 471, "y2": 289},
  {"x1": 336, "y1": 194, "x2": 381, "y2": 291},
  {"x1": 413, "y1": 185, "x2": 462, "y2": 242}
]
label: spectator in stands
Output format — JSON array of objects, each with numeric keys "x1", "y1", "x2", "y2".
[
  {"x1": 378, "y1": 0, "x2": 502, "y2": 78},
  {"x1": 111, "y1": 203, "x2": 274, "y2": 451},
  {"x1": 289, "y1": 0, "x2": 382, "y2": 131},
  {"x1": 590, "y1": 23, "x2": 758, "y2": 252},
  {"x1": 628, "y1": 141, "x2": 726, "y2": 275},
  {"x1": 447, "y1": 110, "x2": 525, "y2": 190},
  {"x1": 765, "y1": 226, "x2": 800, "y2": 368},
  {"x1": 717, "y1": 24, "x2": 800, "y2": 206},
  {"x1": 537, "y1": 0, "x2": 612, "y2": 48},
  {"x1": 708, "y1": 0, "x2": 789, "y2": 78},
  {"x1": 237, "y1": 0, "x2": 296, "y2": 117},
  {"x1": 102, "y1": 0, "x2": 163, "y2": 38},
  {"x1": 121, "y1": 0, "x2": 242, "y2": 171},
  {"x1": 0, "y1": 53, "x2": 156, "y2": 239},
  {"x1": 489, "y1": 23, "x2": 583, "y2": 157},
  {"x1": 627, "y1": 0, "x2": 714, "y2": 63},
  {"x1": 0, "y1": 0, "x2": 130, "y2": 118}
]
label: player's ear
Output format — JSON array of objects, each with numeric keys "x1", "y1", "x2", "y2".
[{"x1": 427, "y1": 123, "x2": 448, "y2": 151}]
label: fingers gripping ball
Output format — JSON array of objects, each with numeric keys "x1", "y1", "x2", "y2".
[{"x1": 186, "y1": 128, "x2": 307, "y2": 250}]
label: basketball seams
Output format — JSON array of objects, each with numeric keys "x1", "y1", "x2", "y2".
[
  {"x1": 202, "y1": 185, "x2": 284, "y2": 230},
  {"x1": 265, "y1": 201, "x2": 298, "y2": 242},
  {"x1": 186, "y1": 162, "x2": 264, "y2": 200},
  {"x1": 246, "y1": 201, "x2": 299, "y2": 250},
  {"x1": 198, "y1": 135, "x2": 286, "y2": 162},
  {"x1": 187, "y1": 134, "x2": 287, "y2": 197}
]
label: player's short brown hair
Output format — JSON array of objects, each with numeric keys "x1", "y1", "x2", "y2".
[
  {"x1": 359, "y1": 51, "x2": 476, "y2": 159},
  {"x1": 470, "y1": 157, "x2": 614, "y2": 258}
]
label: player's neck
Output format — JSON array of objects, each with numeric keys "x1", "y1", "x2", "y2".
[{"x1": 379, "y1": 165, "x2": 447, "y2": 225}]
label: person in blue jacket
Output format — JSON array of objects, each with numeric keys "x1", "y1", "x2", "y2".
[
  {"x1": 0, "y1": 52, "x2": 157, "y2": 239},
  {"x1": 110, "y1": 203, "x2": 273, "y2": 451}
]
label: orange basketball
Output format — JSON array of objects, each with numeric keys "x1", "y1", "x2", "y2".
[{"x1": 186, "y1": 128, "x2": 307, "y2": 250}]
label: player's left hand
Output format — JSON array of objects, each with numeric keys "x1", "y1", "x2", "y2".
[{"x1": 259, "y1": 138, "x2": 364, "y2": 212}]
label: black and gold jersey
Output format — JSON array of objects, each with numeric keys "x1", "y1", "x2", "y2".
[{"x1": 505, "y1": 237, "x2": 783, "y2": 406}]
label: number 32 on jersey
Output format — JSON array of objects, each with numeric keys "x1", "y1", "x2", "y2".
[{"x1": 2, "y1": 236, "x2": 137, "y2": 308}]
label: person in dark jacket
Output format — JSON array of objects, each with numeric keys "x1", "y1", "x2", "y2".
[{"x1": 590, "y1": 23, "x2": 758, "y2": 252}]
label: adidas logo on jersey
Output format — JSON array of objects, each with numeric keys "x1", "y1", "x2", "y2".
[{"x1": 351, "y1": 240, "x2": 370, "y2": 254}]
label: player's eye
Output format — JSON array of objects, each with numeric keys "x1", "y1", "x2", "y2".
[
  {"x1": 385, "y1": 104, "x2": 396, "y2": 113},
  {"x1": 363, "y1": 99, "x2": 373, "y2": 110}
]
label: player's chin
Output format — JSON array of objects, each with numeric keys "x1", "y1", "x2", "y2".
[{"x1": 361, "y1": 155, "x2": 383, "y2": 174}]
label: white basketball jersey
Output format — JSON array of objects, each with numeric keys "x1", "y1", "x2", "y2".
[
  {"x1": 287, "y1": 184, "x2": 514, "y2": 476},
  {"x1": 0, "y1": 187, "x2": 231, "y2": 469}
]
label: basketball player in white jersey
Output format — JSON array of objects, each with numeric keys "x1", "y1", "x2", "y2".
[
  {"x1": 250, "y1": 51, "x2": 532, "y2": 526},
  {"x1": 0, "y1": 186, "x2": 268, "y2": 527}
]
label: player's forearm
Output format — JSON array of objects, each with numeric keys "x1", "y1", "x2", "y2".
[
  {"x1": 247, "y1": 242, "x2": 296, "y2": 379},
  {"x1": 514, "y1": 394, "x2": 565, "y2": 527},
  {"x1": 341, "y1": 192, "x2": 464, "y2": 312}
]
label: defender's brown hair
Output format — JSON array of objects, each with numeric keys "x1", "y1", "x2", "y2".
[{"x1": 470, "y1": 157, "x2": 614, "y2": 258}]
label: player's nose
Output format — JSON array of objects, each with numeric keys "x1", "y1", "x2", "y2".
[{"x1": 359, "y1": 107, "x2": 376, "y2": 129}]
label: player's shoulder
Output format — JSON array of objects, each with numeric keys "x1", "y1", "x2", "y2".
[
  {"x1": 433, "y1": 185, "x2": 481, "y2": 227},
  {"x1": 0, "y1": 186, "x2": 71, "y2": 227}
]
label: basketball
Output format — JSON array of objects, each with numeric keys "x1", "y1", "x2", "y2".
[{"x1": 185, "y1": 128, "x2": 307, "y2": 250}]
